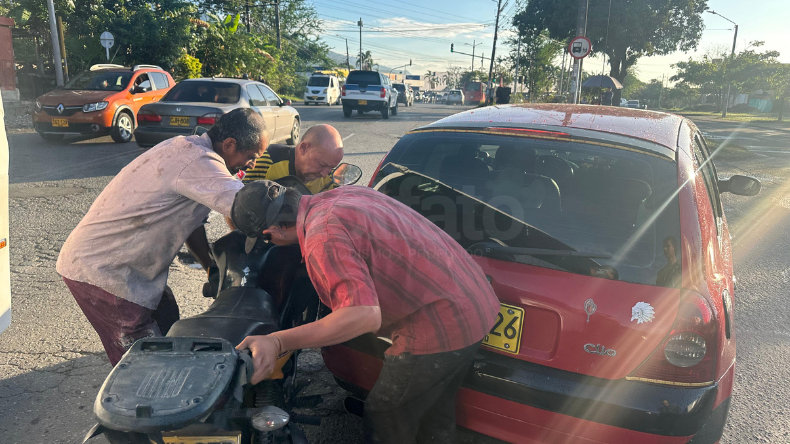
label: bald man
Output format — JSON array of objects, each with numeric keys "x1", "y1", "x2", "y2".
[{"x1": 242, "y1": 124, "x2": 344, "y2": 193}]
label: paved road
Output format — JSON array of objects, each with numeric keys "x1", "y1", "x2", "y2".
[{"x1": 1, "y1": 104, "x2": 788, "y2": 443}]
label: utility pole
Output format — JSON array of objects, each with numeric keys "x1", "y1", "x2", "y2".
[
  {"x1": 559, "y1": 47, "x2": 567, "y2": 96},
  {"x1": 57, "y1": 16, "x2": 68, "y2": 83},
  {"x1": 514, "y1": 36, "x2": 520, "y2": 95},
  {"x1": 46, "y1": 0, "x2": 63, "y2": 87},
  {"x1": 486, "y1": 0, "x2": 503, "y2": 104},
  {"x1": 345, "y1": 38, "x2": 350, "y2": 72},
  {"x1": 274, "y1": 0, "x2": 281, "y2": 50},
  {"x1": 570, "y1": 0, "x2": 589, "y2": 104},
  {"x1": 358, "y1": 18, "x2": 363, "y2": 70}
]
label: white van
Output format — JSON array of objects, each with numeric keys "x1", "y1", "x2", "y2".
[
  {"x1": 304, "y1": 72, "x2": 342, "y2": 106},
  {"x1": 0, "y1": 100, "x2": 11, "y2": 334}
]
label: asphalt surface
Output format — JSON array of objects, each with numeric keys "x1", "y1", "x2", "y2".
[{"x1": 1, "y1": 104, "x2": 788, "y2": 444}]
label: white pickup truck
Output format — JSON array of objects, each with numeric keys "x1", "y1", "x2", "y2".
[
  {"x1": 0, "y1": 100, "x2": 10, "y2": 334},
  {"x1": 341, "y1": 70, "x2": 399, "y2": 119}
]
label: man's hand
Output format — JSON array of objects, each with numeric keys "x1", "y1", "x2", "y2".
[{"x1": 236, "y1": 334, "x2": 283, "y2": 384}]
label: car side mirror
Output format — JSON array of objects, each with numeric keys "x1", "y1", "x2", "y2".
[
  {"x1": 332, "y1": 163, "x2": 363, "y2": 186},
  {"x1": 129, "y1": 88, "x2": 136, "y2": 94},
  {"x1": 283, "y1": 99, "x2": 292, "y2": 106},
  {"x1": 719, "y1": 174, "x2": 761, "y2": 196}
]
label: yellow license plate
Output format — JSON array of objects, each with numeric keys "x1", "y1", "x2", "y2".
[
  {"x1": 170, "y1": 116, "x2": 190, "y2": 126},
  {"x1": 161, "y1": 435, "x2": 240, "y2": 444},
  {"x1": 358, "y1": 100, "x2": 367, "y2": 105},
  {"x1": 52, "y1": 118, "x2": 68, "y2": 127},
  {"x1": 311, "y1": 96, "x2": 319, "y2": 99},
  {"x1": 482, "y1": 303, "x2": 524, "y2": 354}
]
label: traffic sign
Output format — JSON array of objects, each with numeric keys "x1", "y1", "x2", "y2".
[
  {"x1": 100, "y1": 31, "x2": 114, "y2": 61},
  {"x1": 569, "y1": 36, "x2": 592, "y2": 59}
]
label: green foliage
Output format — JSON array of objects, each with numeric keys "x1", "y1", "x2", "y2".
[
  {"x1": 195, "y1": 14, "x2": 278, "y2": 81},
  {"x1": 508, "y1": 31, "x2": 563, "y2": 101},
  {"x1": 174, "y1": 53, "x2": 202, "y2": 80}
]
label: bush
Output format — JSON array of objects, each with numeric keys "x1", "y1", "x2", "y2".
[
  {"x1": 686, "y1": 104, "x2": 717, "y2": 112},
  {"x1": 174, "y1": 54, "x2": 202, "y2": 80},
  {"x1": 729, "y1": 104, "x2": 762, "y2": 113}
]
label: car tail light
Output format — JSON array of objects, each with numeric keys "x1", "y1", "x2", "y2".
[
  {"x1": 137, "y1": 112, "x2": 161, "y2": 123},
  {"x1": 628, "y1": 290, "x2": 717, "y2": 385},
  {"x1": 380, "y1": 87, "x2": 386, "y2": 98},
  {"x1": 342, "y1": 86, "x2": 346, "y2": 97},
  {"x1": 198, "y1": 113, "x2": 221, "y2": 125}
]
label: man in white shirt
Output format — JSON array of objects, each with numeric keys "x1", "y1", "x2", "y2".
[{"x1": 57, "y1": 108, "x2": 267, "y2": 365}]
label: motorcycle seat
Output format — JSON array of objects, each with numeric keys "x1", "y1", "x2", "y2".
[{"x1": 167, "y1": 287, "x2": 280, "y2": 346}]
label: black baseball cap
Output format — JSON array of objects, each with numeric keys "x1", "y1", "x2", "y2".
[{"x1": 231, "y1": 180, "x2": 300, "y2": 253}]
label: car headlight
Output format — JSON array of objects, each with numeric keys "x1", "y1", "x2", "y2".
[
  {"x1": 322, "y1": 88, "x2": 327, "y2": 94},
  {"x1": 82, "y1": 101, "x2": 109, "y2": 113},
  {"x1": 35, "y1": 101, "x2": 42, "y2": 112}
]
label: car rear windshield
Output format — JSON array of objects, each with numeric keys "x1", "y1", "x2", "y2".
[
  {"x1": 393, "y1": 84, "x2": 406, "y2": 92},
  {"x1": 465, "y1": 83, "x2": 482, "y2": 91},
  {"x1": 308, "y1": 77, "x2": 330, "y2": 87},
  {"x1": 65, "y1": 71, "x2": 133, "y2": 91},
  {"x1": 161, "y1": 81, "x2": 241, "y2": 103},
  {"x1": 346, "y1": 71, "x2": 381, "y2": 86},
  {"x1": 372, "y1": 131, "x2": 682, "y2": 287}
]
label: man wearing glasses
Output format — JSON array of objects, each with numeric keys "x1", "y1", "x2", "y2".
[{"x1": 242, "y1": 124, "x2": 344, "y2": 193}]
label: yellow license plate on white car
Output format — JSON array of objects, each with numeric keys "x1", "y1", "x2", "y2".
[
  {"x1": 161, "y1": 435, "x2": 240, "y2": 444},
  {"x1": 52, "y1": 118, "x2": 68, "y2": 127},
  {"x1": 358, "y1": 100, "x2": 367, "y2": 105},
  {"x1": 482, "y1": 303, "x2": 524, "y2": 354},
  {"x1": 170, "y1": 116, "x2": 190, "y2": 126}
]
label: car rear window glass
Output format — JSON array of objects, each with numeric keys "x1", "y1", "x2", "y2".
[
  {"x1": 346, "y1": 71, "x2": 381, "y2": 86},
  {"x1": 393, "y1": 84, "x2": 406, "y2": 92},
  {"x1": 161, "y1": 81, "x2": 241, "y2": 103},
  {"x1": 65, "y1": 71, "x2": 133, "y2": 91},
  {"x1": 308, "y1": 77, "x2": 330, "y2": 87},
  {"x1": 150, "y1": 72, "x2": 170, "y2": 89},
  {"x1": 373, "y1": 131, "x2": 682, "y2": 287},
  {"x1": 465, "y1": 83, "x2": 482, "y2": 91}
]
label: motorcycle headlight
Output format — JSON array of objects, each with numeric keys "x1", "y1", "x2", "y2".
[
  {"x1": 251, "y1": 406, "x2": 290, "y2": 432},
  {"x1": 82, "y1": 101, "x2": 109, "y2": 113},
  {"x1": 35, "y1": 101, "x2": 42, "y2": 112}
]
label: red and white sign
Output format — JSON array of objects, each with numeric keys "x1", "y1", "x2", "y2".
[{"x1": 569, "y1": 36, "x2": 592, "y2": 59}]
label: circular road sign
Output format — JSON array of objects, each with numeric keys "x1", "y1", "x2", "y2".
[
  {"x1": 569, "y1": 36, "x2": 592, "y2": 59},
  {"x1": 100, "y1": 31, "x2": 114, "y2": 49}
]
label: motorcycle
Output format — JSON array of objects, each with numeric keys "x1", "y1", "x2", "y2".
[{"x1": 82, "y1": 163, "x2": 364, "y2": 444}]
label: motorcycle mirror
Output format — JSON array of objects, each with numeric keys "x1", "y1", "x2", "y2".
[
  {"x1": 332, "y1": 163, "x2": 363, "y2": 186},
  {"x1": 193, "y1": 125, "x2": 209, "y2": 136},
  {"x1": 251, "y1": 406, "x2": 290, "y2": 432}
]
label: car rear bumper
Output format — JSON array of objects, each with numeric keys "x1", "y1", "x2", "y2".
[
  {"x1": 135, "y1": 126, "x2": 193, "y2": 146},
  {"x1": 341, "y1": 98, "x2": 388, "y2": 110},
  {"x1": 324, "y1": 336, "x2": 722, "y2": 443}
]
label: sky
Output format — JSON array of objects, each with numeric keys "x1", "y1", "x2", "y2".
[{"x1": 309, "y1": 0, "x2": 790, "y2": 83}]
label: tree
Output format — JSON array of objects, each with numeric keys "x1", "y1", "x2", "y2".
[
  {"x1": 514, "y1": 0, "x2": 708, "y2": 103},
  {"x1": 194, "y1": 14, "x2": 278, "y2": 81},
  {"x1": 424, "y1": 71, "x2": 437, "y2": 89},
  {"x1": 356, "y1": 50, "x2": 374, "y2": 70},
  {"x1": 508, "y1": 31, "x2": 563, "y2": 101}
]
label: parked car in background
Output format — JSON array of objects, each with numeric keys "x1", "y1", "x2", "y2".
[
  {"x1": 324, "y1": 103, "x2": 760, "y2": 444},
  {"x1": 393, "y1": 83, "x2": 413, "y2": 107},
  {"x1": 134, "y1": 78, "x2": 300, "y2": 148},
  {"x1": 304, "y1": 72, "x2": 342, "y2": 106},
  {"x1": 446, "y1": 89, "x2": 465, "y2": 105},
  {"x1": 438, "y1": 91, "x2": 448, "y2": 104},
  {"x1": 33, "y1": 64, "x2": 174, "y2": 143},
  {"x1": 619, "y1": 98, "x2": 629, "y2": 107},
  {"x1": 341, "y1": 70, "x2": 399, "y2": 119},
  {"x1": 627, "y1": 100, "x2": 641, "y2": 109}
]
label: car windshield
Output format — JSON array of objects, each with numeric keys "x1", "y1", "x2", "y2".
[
  {"x1": 64, "y1": 71, "x2": 133, "y2": 91},
  {"x1": 161, "y1": 81, "x2": 241, "y2": 103},
  {"x1": 308, "y1": 77, "x2": 330, "y2": 87},
  {"x1": 346, "y1": 71, "x2": 381, "y2": 85},
  {"x1": 372, "y1": 131, "x2": 682, "y2": 287}
]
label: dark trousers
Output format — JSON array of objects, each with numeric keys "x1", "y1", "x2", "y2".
[
  {"x1": 62, "y1": 277, "x2": 180, "y2": 366},
  {"x1": 363, "y1": 341, "x2": 482, "y2": 444}
]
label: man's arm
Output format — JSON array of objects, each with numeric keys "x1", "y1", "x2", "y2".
[
  {"x1": 238, "y1": 305, "x2": 381, "y2": 384},
  {"x1": 184, "y1": 225, "x2": 214, "y2": 270}
]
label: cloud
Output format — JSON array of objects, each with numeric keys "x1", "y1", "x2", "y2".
[{"x1": 354, "y1": 17, "x2": 491, "y2": 40}]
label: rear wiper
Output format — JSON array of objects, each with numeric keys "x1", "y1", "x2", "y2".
[{"x1": 471, "y1": 244, "x2": 612, "y2": 260}]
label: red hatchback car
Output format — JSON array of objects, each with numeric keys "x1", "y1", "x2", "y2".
[{"x1": 322, "y1": 104, "x2": 760, "y2": 443}]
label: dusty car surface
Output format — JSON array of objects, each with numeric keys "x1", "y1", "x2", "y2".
[{"x1": 323, "y1": 103, "x2": 760, "y2": 444}]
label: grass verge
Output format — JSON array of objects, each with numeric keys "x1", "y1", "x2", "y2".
[{"x1": 676, "y1": 110, "x2": 790, "y2": 128}]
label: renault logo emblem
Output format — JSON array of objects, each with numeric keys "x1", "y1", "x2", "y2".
[{"x1": 57, "y1": 104, "x2": 64, "y2": 114}]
